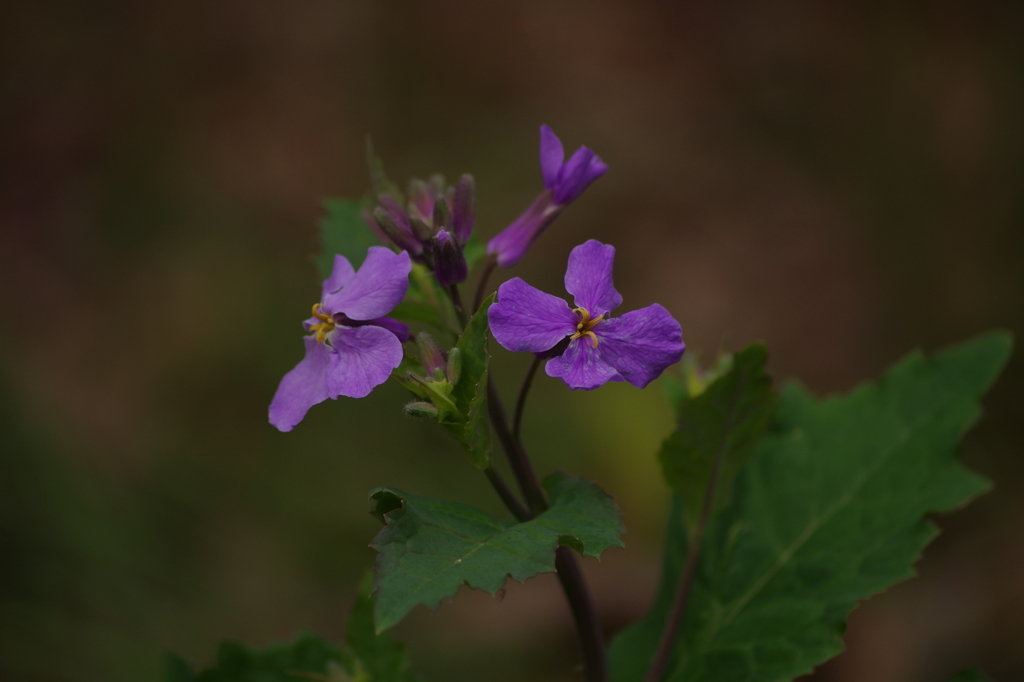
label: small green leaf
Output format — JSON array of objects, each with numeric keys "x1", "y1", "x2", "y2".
[
  {"x1": 177, "y1": 632, "x2": 351, "y2": 682},
  {"x1": 609, "y1": 332, "x2": 1012, "y2": 682},
  {"x1": 167, "y1": 584, "x2": 421, "y2": 682},
  {"x1": 317, "y1": 199, "x2": 382, "y2": 277},
  {"x1": 658, "y1": 344, "x2": 776, "y2": 536},
  {"x1": 451, "y1": 294, "x2": 493, "y2": 410},
  {"x1": 436, "y1": 294, "x2": 495, "y2": 468},
  {"x1": 370, "y1": 471, "x2": 624, "y2": 632}
]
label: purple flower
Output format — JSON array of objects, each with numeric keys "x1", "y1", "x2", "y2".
[
  {"x1": 487, "y1": 125, "x2": 608, "y2": 268},
  {"x1": 269, "y1": 248, "x2": 412, "y2": 431},
  {"x1": 488, "y1": 240, "x2": 684, "y2": 390}
]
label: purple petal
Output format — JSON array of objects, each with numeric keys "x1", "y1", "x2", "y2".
[
  {"x1": 269, "y1": 337, "x2": 335, "y2": 432},
  {"x1": 365, "y1": 316, "x2": 410, "y2": 343},
  {"x1": 489, "y1": 277, "x2": 578, "y2": 353},
  {"x1": 595, "y1": 304, "x2": 685, "y2": 388},
  {"x1": 325, "y1": 325, "x2": 405, "y2": 398},
  {"x1": 545, "y1": 337, "x2": 622, "y2": 390},
  {"x1": 564, "y1": 240, "x2": 622, "y2": 317},
  {"x1": 486, "y1": 192, "x2": 562, "y2": 268},
  {"x1": 322, "y1": 254, "x2": 355, "y2": 297},
  {"x1": 552, "y1": 146, "x2": 608, "y2": 204},
  {"x1": 323, "y1": 247, "x2": 411, "y2": 321},
  {"x1": 539, "y1": 125, "x2": 565, "y2": 190}
]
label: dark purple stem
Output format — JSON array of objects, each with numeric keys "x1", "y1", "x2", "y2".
[
  {"x1": 487, "y1": 370, "x2": 608, "y2": 682},
  {"x1": 484, "y1": 465, "x2": 530, "y2": 523},
  {"x1": 513, "y1": 354, "x2": 543, "y2": 441},
  {"x1": 472, "y1": 256, "x2": 498, "y2": 312},
  {"x1": 556, "y1": 546, "x2": 609, "y2": 682}
]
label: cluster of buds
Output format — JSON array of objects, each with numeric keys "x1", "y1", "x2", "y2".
[
  {"x1": 402, "y1": 333, "x2": 463, "y2": 422},
  {"x1": 368, "y1": 174, "x2": 475, "y2": 287}
]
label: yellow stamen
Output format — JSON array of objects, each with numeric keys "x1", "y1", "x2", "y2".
[
  {"x1": 569, "y1": 307, "x2": 603, "y2": 348},
  {"x1": 309, "y1": 303, "x2": 336, "y2": 345}
]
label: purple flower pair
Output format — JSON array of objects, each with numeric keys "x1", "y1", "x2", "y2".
[
  {"x1": 487, "y1": 126, "x2": 608, "y2": 268},
  {"x1": 269, "y1": 248, "x2": 412, "y2": 432},
  {"x1": 489, "y1": 240, "x2": 685, "y2": 390}
]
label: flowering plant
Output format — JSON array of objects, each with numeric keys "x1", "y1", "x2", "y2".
[{"x1": 172, "y1": 126, "x2": 1012, "y2": 682}]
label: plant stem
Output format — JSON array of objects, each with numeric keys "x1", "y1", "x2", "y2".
[
  {"x1": 486, "y1": 377, "x2": 548, "y2": 516},
  {"x1": 448, "y1": 284, "x2": 468, "y2": 327},
  {"x1": 472, "y1": 256, "x2": 498, "y2": 312},
  {"x1": 642, "y1": 443, "x2": 725, "y2": 682},
  {"x1": 555, "y1": 546, "x2": 608, "y2": 682},
  {"x1": 513, "y1": 354, "x2": 543, "y2": 441},
  {"x1": 487, "y1": 369, "x2": 609, "y2": 682},
  {"x1": 484, "y1": 465, "x2": 530, "y2": 522}
]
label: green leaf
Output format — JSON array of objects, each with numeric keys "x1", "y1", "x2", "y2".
[
  {"x1": 947, "y1": 669, "x2": 994, "y2": 682},
  {"x1": 346, "y1": 574, "x2": 420, "y2": 682},
  {"x1": 609, "y1": 332, "x2": 1012, "y2": 682},
  {"x1": 165, "y1": 580, "x2": 421, "y2": 682},
  {"x1": 317, "y1": 199, "x2": 382, "y2": 277},
  {"x1": 658, "y1": 344, "x2": 776, "y2": 536},
  {"x1": 437, "y1": 294, "x2": 495, "y2": 468},
  {"x1": 370, "y1": 471, "x2": 624, "y2": 632},
  {"x1": 180, "y1": 632, "x2": 351, "y2": 682}
]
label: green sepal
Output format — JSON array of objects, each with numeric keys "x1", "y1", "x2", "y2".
[
  {"x1": 369, "y1": 471, "x2": 625, "y2": 633},
  {"x1": 609, "y1": 332, "x2": 1012, "y2": 682},
  {"x1": 403, "y1": 402, "x2": 439, "y2": 419},
  {"x1": 416, "y1": 377, "x2": 459, "y2": 423}
]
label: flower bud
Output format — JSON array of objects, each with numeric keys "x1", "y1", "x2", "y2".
[
  {"x1": 374, "y1": 197, "x2": 423, "y2": 257},
  {"x1": 433, "y1": 230, "x2": 468, "y2": 287},
  {"x1": 432, "y1": 189, "x2": 452, "y2": 234},
  {"x1": 404, "y1": 401, "x2": 439, "y2": 419},
  {"x1": 452, "y1": 174, "x2": 475, "y2": 244},
  {"x1": 416, "y1": 333, "x2": 447, "y2": 380},
  {"x1": 446, "y1": 347, "x2": 462, "y2": 385},
  {"x1": 409, "y1": 216, "x2": 434, "y2": 243},
  {"x1": 407, "y1": 179, "x2": 434, "y2": 223}
]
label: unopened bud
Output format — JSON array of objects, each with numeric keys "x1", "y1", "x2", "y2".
[
  {"x1": 434, "y1": 230, "x2": 468, "y2": 287},
  {"x1": 409, "y1": 216, "x2": 434, "y2": 243},
  {"x1": 432, "y1": 190, "x2": 452, "y2": 234},
  {"x1": 407, "y1": 179, "x2": 434, "y2": 223},
  {"x1": 452, "y1": 174, "x2": 475, "y2": 244},
  {"x1": 374, "y1": 198, "x2": 423, "y2": 256},
  {"x1": 404, "y1": 401, "x2": 439, "y2": 419},
  {"x1": 446, "y1": 347, "x2": 462, "y2": 385},
  {"x1": 416, "y1": 333, "x2": 447, "y2": 378}
]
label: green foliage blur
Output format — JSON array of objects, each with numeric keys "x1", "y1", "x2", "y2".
[{"x1": 1, "y1": 1, "x2": 1023, "y2": 681}]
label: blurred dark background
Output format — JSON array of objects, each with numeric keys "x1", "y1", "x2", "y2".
[{"x1": 1, "y1": 1, "x2": 1022, "y2": 681}]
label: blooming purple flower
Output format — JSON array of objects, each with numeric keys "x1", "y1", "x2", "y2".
[
  {"x1": 269, "y1": 247, "x2": 412, "y2": 432},
  {"x1": 486, "y1": 125, "x2": 608, "y2": 268},
  {"x1": 488, "y1": 240, "x2": 684, "y2": 390}
]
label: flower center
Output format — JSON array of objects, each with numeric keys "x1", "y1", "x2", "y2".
[
  {"x1": 569, "y1": 307, "x2": 603, "y2": 348},
  {"x1": 308, "y1": 303, "x2": 336, "y2": 345}
]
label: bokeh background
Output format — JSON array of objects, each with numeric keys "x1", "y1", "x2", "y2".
[{"x1": 2, "y1": 1, "x2": 1022, "y2": 680}]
